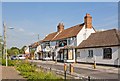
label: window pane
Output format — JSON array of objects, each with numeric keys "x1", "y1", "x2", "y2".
[
  {"x1": 88, "y1": 50, "x2": 93, "y2": 57},
  {"x1": 103, "y1": 48, "x2": 112, "y2": 59}
]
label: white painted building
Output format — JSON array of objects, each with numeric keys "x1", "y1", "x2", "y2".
[
  {"x1": 41, "y1": 13, "x2": 95, "y2": 62},
  {"x1": 77, "y1": 29, "x2": 120, "y2": 66},
  {"x1": 25, "y1": 46, "x2": 30, "y2": 54},
  {"x1": 34, "y1": 45, "x2": 42, "y2": 60}
]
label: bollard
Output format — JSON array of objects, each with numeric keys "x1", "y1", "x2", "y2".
[
  {"x1": 69, "y1": 64, "x2": 71, "y2": 73},
  {"x1": 64, "y1": 63, "x2": 67, "y2": 71},
  {"x1": 69, "y1": 64, "x2": 74, "y2": 74},
  {"x1": 88, "y1": 76, "x2": 90, "y2": 81},
  {"x1": 64, "y1": 63, "x2": 67, "y2": 80},
  {"x1": 93, "y1": 61, "x2": 96, "y2": 69},
  {"x1": 71, "y1": 64, "x2": 74, "y2": 74},
  {"x1": 50, "y1": 68, "x2": 51, "y2": 71}
]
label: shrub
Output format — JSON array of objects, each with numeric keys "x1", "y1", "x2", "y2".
[
  {"x1": 7, "y1": 60, "x2": 62, "y2": 80},
  {"x1": 16, "y1": 63, "x2": 36, "y2": 72},
  {"x1": 2, "y1": 59, "x2": 17, "y2": 66}
]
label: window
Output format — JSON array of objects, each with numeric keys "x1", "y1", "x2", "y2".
[
  {"x1": 72, "y1": 37, "x2": 76, "y2": 40},
  {"x1": 103, "y1": 48, "x2": 112, "y2": 59},
  {"x1": 45, "y1": 42, "x2": 50, "y2": 46},
  {"x1": 68, "y1": 39, "x2": 71, "y2": 45},
  {"x1": 88, "y1": 50, "x2": 93, "y2": 57}
]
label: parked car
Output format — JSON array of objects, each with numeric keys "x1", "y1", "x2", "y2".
[
  {"x1": 17, "y1": 54, "x2": 26, "y2": 60},
  {"x1": 11, "y1": 55, "x2": 17, "y2": 60}
]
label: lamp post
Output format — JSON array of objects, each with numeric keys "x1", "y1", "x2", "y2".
[{"x1": 3, "y1": 22, "x2": 14, "y2": 66}]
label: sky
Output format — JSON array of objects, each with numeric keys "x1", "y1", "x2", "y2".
[{"x1": 1, "y1": 2, "x2": 119, "y2": 48}]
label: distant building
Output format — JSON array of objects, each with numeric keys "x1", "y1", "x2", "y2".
[
  {"x1": 29, "y1": 41, "x2": 42, "y2": 60},
  {"x1": 24, "y1": 46, "x2": 30, "y2": 54}
]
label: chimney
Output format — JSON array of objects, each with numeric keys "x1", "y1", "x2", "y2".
[
  {"x1": 57, "y1": 23, "x2": 64, "y2": 32},
  {"x1": 84, "y1": 13, "x2": 92, "y2": 29}
]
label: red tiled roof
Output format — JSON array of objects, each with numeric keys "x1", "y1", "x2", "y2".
[
  {"x1": 43, "y1": 23, "x2": 84, "y2": 42},
  {"x1": 29, "y1": 40, "x2": 43, "y2": 48},
  {"x1": 29, "y1": 42, "x2": 39, "y2": 48},
  {"x1": 52, "y1": 23, "x2": 84, "y2": 41},
  {"x1": 77, "y1": 29, "x2": 120, "y2": 49},
  {"x1": 42, "y1": 32, "x2": 58, "y2": 42}
]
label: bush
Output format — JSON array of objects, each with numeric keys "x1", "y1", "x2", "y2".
[
  {"x1": 2, "y1": 59, "x2": 6, "y2": 66},
  {"x1": 2, "y1": 59, "x2": 17, "y2": 66},
  {"x1": 16, "y1": 62, "x2": 36, "y2": 72}
]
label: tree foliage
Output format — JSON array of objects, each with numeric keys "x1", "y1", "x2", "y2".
[
  {"x1": 7, "y1": 47, "x2": 20, "y2": 56},
  {"x1": 20, "y1": 46, "x2": 27, "y2": 54},
  {"x1": 7, "y1": 46, "x2": 27, "y2": 56}
]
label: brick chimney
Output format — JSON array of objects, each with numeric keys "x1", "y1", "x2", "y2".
[
  {"x1": 57, "y1": 23, "x2": 64, "y2": 32},
  {"x1": 84, "y1": 13, "x2": 92, "y2": 29}
]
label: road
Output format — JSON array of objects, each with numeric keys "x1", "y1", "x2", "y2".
[{"x1": 31, "y1": 61, "x2": 119, "y2": 80}]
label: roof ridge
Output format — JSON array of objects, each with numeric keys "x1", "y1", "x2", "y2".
[{"x1": 64, "y1": 23, "x2": 84, "y2": 30}]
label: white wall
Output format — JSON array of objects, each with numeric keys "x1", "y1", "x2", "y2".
[
  {"x1": 76, "y1": 25, "x2": 95, "y2": 46},
  {"x1": 77, "y1": 46, "x2": 120, "y2": 65}
]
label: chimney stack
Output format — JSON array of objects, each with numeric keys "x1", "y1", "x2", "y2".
[
  {"x1": 84, "y1": 13, "x2": 92, "y2": 29},
  {"x1": 57, "y1": 23, "x2": 64, "y2": 32}
]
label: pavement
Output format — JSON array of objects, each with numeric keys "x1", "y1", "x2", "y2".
[
  {"x1": 31, "y1": 60, "x2": 119, "y2": 74},
  {"x1": 1, "y1": 66, "x2": 26, "y2": 81}
]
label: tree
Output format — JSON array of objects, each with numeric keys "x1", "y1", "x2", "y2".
[
  {"x1": 7, "y1": 47, "x2": 20, "y2": 56},
  {"x1": 20, "y1": 46, "x2": 27, "y2": 54}
]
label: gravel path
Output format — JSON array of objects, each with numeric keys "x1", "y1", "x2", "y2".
[{"x1": 1, "y1": 66, "x2": 26, "y2": 81}]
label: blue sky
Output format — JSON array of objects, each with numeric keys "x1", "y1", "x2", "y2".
[{"x1": 1, "y1": 2, "x2": 118, "y2": 48}]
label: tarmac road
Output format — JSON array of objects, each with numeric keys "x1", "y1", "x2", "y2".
[{"x1": 32, "y1": 60, "x2": 119, "y2": 80}]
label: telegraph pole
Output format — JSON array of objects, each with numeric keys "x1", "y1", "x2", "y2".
[
  {"x1": 3, "y1": 22, "x2": 8, "y2": 66},
  {"x1": 38, "y1": 34, "x2": 39, "y2": 41}
]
